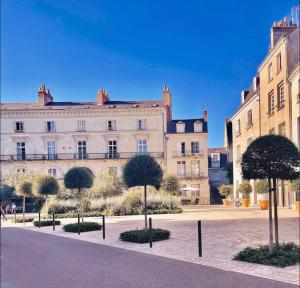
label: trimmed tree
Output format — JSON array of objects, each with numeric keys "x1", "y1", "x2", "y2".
[
  {"x1": 64, "y1": 167, "x2": 93, "y2": 221},
  {"x1": 242, "y1": 135, "x2": 300, "y2": 249},
  {"x1": 0, "y1": 184, "x2": 14, "y2": 204},
  {"x1": 255, "y1": 180, "x2": 269, "y2": 197},
  {"x1": 16, "y1": 181, "x2": 33, "y2": 225},
  {"x1": 162, "y1": 174, "x2": 180, "y2": 196},
  {"x1": 218, "y1": 185, "x2": 233, "y2": 199},
  {"x1": 123, "y1": 154, "x2": 163, "y2": 229},
  {"x1": 238, "y1": 181, "x2": 252, "y2": 199},
  {"x1": 33, "y1": 175, "x2": 59, "y2": 218}
]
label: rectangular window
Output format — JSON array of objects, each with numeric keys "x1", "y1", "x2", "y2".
[
  {"x1": 46, "y1": 121, "x2": 56, "y2": 132},
  {"x1": 47, "y1": 141, "x2": 56, "y2": 160},
  {"x1": 78, "y1": 120, "x2": 86, "y2": 132},
  {"x1": 77, "y1": 141, "x2": 87, "y2": 159},
  {"x1": 191, "y1": 142, "x2": 199, "y2": 154},
  {"x1": 16, "y1": 142, "x2": 26, "y2": 160},
  {"x1": 277, "y1": 82, "x2": 285, "y2": 109},
  {"x1": 277, "y1": 53, "x2": 282, "y2": 72},
  {"x1": 235, "y1": 119, "x2": 241, "y2": 136},
  {"x1": 181, "y1": 184, "x2": 187, "y2": 197},
  {"x1": 177, "y1": 161, "x2": 186, "y2": 177},
  {"x1": 278, "y1": 122, "x2": 286, "y2": 136},
  {"x1": 107, "y1": 120, "x2": 116, "y2": 131},
  {"x1": 268, "y1": 90, "x2": 275, "y2": 116},
  {"x1": 268, "y1": 63, "x2": 273, "y2": 82},
  {"x1": 246, "y1": 110, "x2": 252, "y2": 128},
  {"x1": 191, "y1": 184, "x2": 200, "y2": 197},
  {"x1": 137, "y1": 119, "x2": 147, "y2": 130},
  {"x1": 137, "y1": 139, "x2": 147, "y2": 153},
  {"x1": 269, "y1": 128, "x2": 275, "y2": 135},
  {"x1": 191, "y1": 160, "x2": 200, "y2": 177},
  {"x1": 15, "y1": 122, "x2": 24, "y2": 133},
  {"x1": 211, "y1": 153, "x2": 220, "y2": 168},
  {"x1": 108, "y1": 140, "x2": 118, "y2": 158},
  {"x1": 48, "y1": 168, "x2": 57, "y2": 177},
  {"x1": 181, "y1": 142, "x2": 185, "y2": 155}
]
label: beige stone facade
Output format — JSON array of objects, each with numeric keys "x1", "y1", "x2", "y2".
[
  {"x1": 225, "y1": 18, "x2": 299, "y2": 206},
  {"x1": 0, "y1": 85, "x2": 209, "y2": 203}
]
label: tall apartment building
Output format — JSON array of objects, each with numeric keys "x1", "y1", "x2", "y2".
[
  {"x1": 225, "y1": 17, "x2": 300, "y2": 206},
  {"x1": 0, "y1": 85, "x2": 210, "y2": 204}
]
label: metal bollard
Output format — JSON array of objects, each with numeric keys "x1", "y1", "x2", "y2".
[
  {"x1": 38, "y1": 212, "x2": 41, "y2": 228},
  {"x1": 198, "y1": 220, "x2": 202, "y2": 257},
  {"x1": 149, "y1": 217, "x2": 153, "y2": 248},
  {"x1": 15, "y1": 210, "x2": 17, "y2": 224},
  {"x1": 78, "y1": 214, "x2": 80, "y2": 235},
  {"x1": 102, "y1": 215, "x2": 105, "y2": 239},
  {"x1": 52, "y1": 213, "x2": 55, "y2": 231}
]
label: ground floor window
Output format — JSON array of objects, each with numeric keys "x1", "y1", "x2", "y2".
[
  {"x1": 48, "y1": 168, "x2": 57, "y2": 177},
  {"x1": 191, "y1": 184, "x2": 200, "y2": 197}
]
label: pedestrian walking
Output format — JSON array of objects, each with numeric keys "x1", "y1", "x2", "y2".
[{"x1": 11, "y1": 202, "x2": 16, "y2": 213}]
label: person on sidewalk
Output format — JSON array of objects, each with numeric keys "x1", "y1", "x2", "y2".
[{"x1": 11, "y1": 202, "x2": 16, "y2": 213}]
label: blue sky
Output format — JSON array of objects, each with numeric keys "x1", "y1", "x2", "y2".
[{"x1": 1, "y1": 0, "x2": 298, "y2": 147}]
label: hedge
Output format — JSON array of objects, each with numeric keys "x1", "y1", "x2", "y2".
[
  {"x1": 33, "y1": 220, "x2": 61, "y2": 227},
  {"x1": 14, "y1": 217, "x2": 34, "y2": 223},
  {"x1": 234, "y1": 242, "x2": 300, "y2": 267},
  {"x1": 120, "y1": 228, "x2": 170, "y2": 243},
  {"x1": 63, "y1": 222, "x2": 102, "y2": 233}
]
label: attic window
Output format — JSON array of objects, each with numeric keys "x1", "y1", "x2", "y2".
[
  {"x1": 109, "y1": 105, "x2": 116, "y2": 108},
  {"x1": 176, "y1": 121, "x2": 185, "y2": 133},
  {"x1": 194, "y1": 121, "x2": 203, "y2": 132},
  {"x1": 132, "y1": 104, "x2": 139, "y2": 108},
  {"x1": 152, "y1": 104, "x2": 159, "y2": 107}
]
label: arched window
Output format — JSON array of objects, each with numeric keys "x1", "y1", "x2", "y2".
[{"x1": 48, "y1": 168, "x2": 57, "y2": 177}]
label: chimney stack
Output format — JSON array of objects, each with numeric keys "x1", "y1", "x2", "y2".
[
  {"x1": 241, "y1": 90, "x2": 249, "y2": 103},
  {"x1": 97, "y1": 88, "x2": 110, "y2": 105},
  {"x1": 203, "y1": 110, "x2": 208, "y2": 122},
  {"x1": 163, "y1": 85, "x2": 172, "y2": 121},
  {"x1": 38, "y1": 84, "x2": 53, "y2": 105}
]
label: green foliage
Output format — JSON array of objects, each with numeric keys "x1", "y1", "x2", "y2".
[
  {"x1": 33, "y1": 175, "x2": 59, "y2": 196},
  {"x1": 120, "y1": 228, "x2": 170, "y2": 243},
  {"x1": 16, "y1": 181, "x2": 33, "y2": 197},
  {"x1": 3, "y1": 171, "x2": 35, "y2": 190},
  {"x1": 14, "y1": 217, "x2": 34, "y2": 223},
  {"x1": 238, "y1": 181, "x2": 252, "y2": 199},
  {"x1": 226, "y1": 162, "x2": 233, "y2": 184},
  {"x1": 162, "y1": 174, "x2": 180, "y2": 196},
  {"x1": 255, "y1": 180, "x2": 269, "y2": 194},
  {"x1": 234, "y1": 242, "x2": 300, "y2": 268},
  {"x1": 33, "y1": 220, "x2": 61, "y2": 227},
  {"x1": 56, "y1": 186, "x2": 75, "y2": 200},
  {"x1": 64, "y1": 167, "x2": 94, "y2": 191},
  {"x1": 289, "y1": 177, "x2": 300, "y2": 193},
  {"x1": 123, "y1": 154, "x2": 163, "y2": 190},
  {"x1": 88, "y1": 172, "x2": 123, "y2": 199},
  {"x1": 242, "y1": 135, "x2": 300, "y2": 181},
  {"x1": 0, "y1": 184, "x2": 14, "y2": 202},
  {"x1": 218, "y1": 185, "x2": 233, "y2": 198},
  {"x1": 63, "y1": 222, "x2": 101, "y2": 233}
]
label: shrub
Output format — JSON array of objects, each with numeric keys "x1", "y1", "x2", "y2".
[
  {"x1": 14, "y1": 217, "x2": 34, "y2": 223},
  {"x1": 42, "y1": 198, "x2": 78, "y2": 214},
  {"x1": 218, "y1": 185, "x2": 232, "y2": 198},
  {"x1": 255, "y1": 180, "x2": 269, "y2": 195},
  {"x1": 63, "y1": 222, "x2": 102, "y2": 233},
  {"x1": 238, "y1": 181, "x2": 252, "y2": 199},
  {"x1": 234, "y1": 242, "x2": 300, "y2": 268},
  {"x1": 162, "y1": 174, "x2": 180, "y2": 196},
  {"x1": 48, "y1": 211, "x2": 105, "y2": 219},
  {"x1": 33, "y1": 220, "x2": 61, "y2": 227},
  {"x1": 120, "y1": 228, "x2": 170, "y2": 243},
  {"x1": 33, "y1": 175, "x2": 59, "y2": 197}
]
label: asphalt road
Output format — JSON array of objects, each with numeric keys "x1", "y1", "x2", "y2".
[{"x1": 0, "y1": 228, "x2": 297, "y2": 288}]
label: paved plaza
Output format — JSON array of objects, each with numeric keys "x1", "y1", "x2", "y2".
[{"x1": 2, "y1": 206, "x2": 299, "y2": 286}]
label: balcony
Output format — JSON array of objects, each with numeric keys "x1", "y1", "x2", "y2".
[
  {"x1": 0, "y1": 152, "x2": 164, "y2": 161},
  {"x1": 172, "y1": 150, "x2": 204, "y2": 157},
  {"x1": 177, "y1": 172, "x2": 206, "y2": 179}
]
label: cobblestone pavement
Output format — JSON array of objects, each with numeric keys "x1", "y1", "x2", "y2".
[{"x1": 4, "y1": 206, "x2": 300, "y2": 285}]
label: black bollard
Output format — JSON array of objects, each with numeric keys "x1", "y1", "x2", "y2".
[
  {"x1": 102, "y1": 215, "x2": 105, "y2": 239},
  {"x1": 15, "y1": 210, "x2": 17, "y2": 224},
  {"x1": 78, "y1": 214, "x2": 80, "y2": 235},
  {"x1": 38, "y1": 212, "x2": 41, "y2": 228},
  {"x1": 52, "y1": 213, "x2": 55, "y2": 231},
  {"x1": 198, "y1": 220, "x2": 202, "y2": 257},
  {"x1": 149, "y1": 217, "x2": 153, "y2": 248}
]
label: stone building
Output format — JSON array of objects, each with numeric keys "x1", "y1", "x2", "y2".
[
  {"x1": 0, "y1": 85, "x2": 210, "y2": 204},
  {"x1": 225, "y1": 17, "x2": 300, "y2": 206}
]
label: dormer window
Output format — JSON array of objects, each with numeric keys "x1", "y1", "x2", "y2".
[
  {"x1": 194, "y1": 121, "x2": 203, "y2": 132},
  {"x1": 211, "y1": 153, "x2": 220, "y2": 168},
  {"x1": 176, "y1": 121, "x2": 185, "y2": 133}
]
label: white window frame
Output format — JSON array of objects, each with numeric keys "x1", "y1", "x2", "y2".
[
  {"x1": 16, "y1": 142, "x2": 26, "y2": 160},
  {"x1": 177, "y1": 161, "x2": 186, "y2": 177},
  {"x1": 191, "y1": 142, "x2": 199, "y2": 155},
  {"x1": 77, "y1": 141, "x2": 87, "y2": 159},
  {"x1": 78, "y1": 120, "x2": 86, "y2": 132},
  {"x1": 108, "y1": 140, "x2": 118, "y2": 158},
  {"x1": 48, "y1": 168, "x2": 57, "y2": 177},
  {"x1": 137, "y1": 139, "x2": 147, "y2": 153},
  {"x1": 46, "y1": 121, "x2": 56, "y2": 132},
  {"x1": 47, "y1": 141, "x2": 56, "y2": 160}
]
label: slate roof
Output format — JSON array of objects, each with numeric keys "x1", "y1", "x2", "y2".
[{"x1": 166, "y1": 118, "x2": 208, "y2": 133}]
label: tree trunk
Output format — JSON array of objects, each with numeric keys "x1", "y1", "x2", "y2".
[
  {"x1": 46, "y1": 196, "x2": 48, "y2": 220},
  {"x1": 23, "y1": 196, "x2": 25, "y2": 226},
  {"x1": 79, "y1": 188, "x2": 84, "y2": 223},
  {"x1": 268, "y1": 178, "x2": 274, "y2": 251},
  {"x1": 144, "y1": 185, "x2": 148, "y2": 230},
  {"x1": 273, "y1": 178, "x2": 279, "y2": 246}
]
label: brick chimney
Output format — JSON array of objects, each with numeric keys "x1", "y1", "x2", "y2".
[
  {"x1": 97, "y1": 88, "x2": 110, "y2": 105},
  {"x1": 203, "y1": 109, "x2": 208, "y2": 122},
  {"x1": 241, "y1": 90, "x2": 249, "y2": 104},
  {"x1": 270, "y1": 17, "x2": 297, "y2": 49},
  {"x1": 163, "y1": 85, "x2": 172, "y2": 121},
  {"x1": 38, "y1": 84, "x2": 53, "y2": 105}
]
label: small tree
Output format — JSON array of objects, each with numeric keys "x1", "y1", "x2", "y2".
[
  {"x1": 162, "y1": 174, "x2": 180, "y2": 196},
  {"x1": 242, "y1": 135, "x2": 300, "y2": 249},
  {"x1": 218, "y1": 185, "x2": 233, "y2": 199},
  {"x1": 0, "y1": 184, "x2": 14, "y2": 204},
  {"x1": 16, "y1": 181, "x2": 33, "y2": 225},
  {"x1": 238, "y1": 181, "x2": 252, "y2": 199},
  {"x1": 255, "y1": 180, "x2": 269, "y2": 197},
  {"x1": 64, "y1": 167, "x2": 93, "y2": 221},
  {"x1": 289, "y1": 177, "x2": 300, "y2": 202},
  {"x1": 33, "y1": 175, "x2": 59, "y2": 218},
  {"x1": 123, "y1": 154, "x2": 163, "y2": 229}
]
